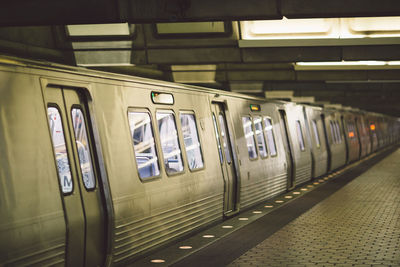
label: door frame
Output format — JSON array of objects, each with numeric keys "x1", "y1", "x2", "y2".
[
  {"x1": 40, "y1": 78, "x2": 114, "y2": 265},
  {"x1": 278, "y1": 109, "x2": 295, "y2": 190},
  {"x1": 211, "y1": 99, "x2": 241, "y2": 216}
]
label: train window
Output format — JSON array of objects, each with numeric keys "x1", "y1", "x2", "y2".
[
  {"x1": 330, "y1": 121, "x2": 337, "y2": 144},
  {"x1": 219, "y1": 114, "x2": 232, "y2": 164},
  {"x1": 180, "y1": 113, "x2": 204, "y2": 170},
  {"x1": 295, "y1": 120, "x2": 305, "y2": 151},
  {"x1": 71, "y1": 108, "x2": 96, "y2": 190},
  {"x1": 347, "y1": 121, "x2": 356, "y2": 139},
  {"x1": 242, "y1": 116, "x2": 258, "y2": 159},
  {"x1": 156, "y1": 111, "x2": 184, "y2": 174},
  {"x1": 212, "y1": 114, "x2": 224, "y2": 164},
  {"x1": 311, "y1": 120, "x2": 321, "y2": 148},
  {"x1": 263, "y1": 118, "x2": 277, "y2": 156},
  {"x1": 48, "y1": 107, "x2": 73, "y2": 194},
  {"x1": 335, "y1": 121, "x2": 342, "y2": 143},
  {"x1": 253, "y1": 117, "x2": 267, "y2": 158},
  {"x1": 128, "y1": 111, "x2": 160, "y2": 179}
]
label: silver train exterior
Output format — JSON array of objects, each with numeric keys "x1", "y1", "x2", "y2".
[{"x1": 0, "y1": 56, "x2": 399, "y2": 266}]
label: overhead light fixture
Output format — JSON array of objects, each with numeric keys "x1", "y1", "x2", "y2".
[
  {"x1": 239, "y1": 17, "x2": 400, "y2": 47},
  {"x1": 294, "y1": 61, "x2": 400, "y2": 70}
]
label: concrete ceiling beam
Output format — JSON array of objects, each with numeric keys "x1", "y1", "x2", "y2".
[
  {"x1": 281, "y1": 0, "x2": 400, "y2": 18},
  {"x1": 2, "y1": 0, "x2": 400, "y2": 26},
  {"x1": 147, "y1": 48, "x2": 241, "y2": 64},
  {"x1": 242, "y1": 47, "x2": 342, "y2": 63}
]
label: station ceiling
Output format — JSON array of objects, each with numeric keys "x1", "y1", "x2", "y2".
[{"x1": 1, "y1": 0, "x2": 400, "y2": 116}]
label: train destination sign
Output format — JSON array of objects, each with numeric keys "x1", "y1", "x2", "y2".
[{"x1": 151, "y1": 92, "x2": 174, "y2": 105}]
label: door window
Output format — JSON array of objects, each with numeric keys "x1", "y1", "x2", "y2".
[
  {"x1": 71, "y1": 108, "x2": 96, "y2": 189},
  {"x1": 48, "y1": 107, "x2": 73, "y2": 194},
  {"x1": 219, "y1": 114, "x2": 232, "y2": 164},
  {"x1": 212, "y1": 114, "x2": 224, "y2": 164},
  {"x1": 296, "y1": 120, "x2": 305, "y2": 151},
  {"x1": 312, "y1": 120, "x2": 321, "y2": 148}
]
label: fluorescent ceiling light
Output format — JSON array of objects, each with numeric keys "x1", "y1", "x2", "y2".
[
  {"x1": 77, "y1": 63, "x2": 135, "y2": 67},
  {"x1": 295, "y1": 61, "x2": 400, "y2": 70},
  {"x1": 241, "y1": 16, "x2": 400, "y2": 40},
  {"x1": 296, "y1": 61, "x2": 386, "y2": 66},
  {"x1": 67, "y1": 23, "x2": 131, "y2": 37}
]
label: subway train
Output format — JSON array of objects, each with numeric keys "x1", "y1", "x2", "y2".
[{"x1": 0, "y1": 55, "x2": 399, "y2": 266}]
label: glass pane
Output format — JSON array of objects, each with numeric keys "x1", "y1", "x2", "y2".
[
  {"x1": 219, "y1": 114, "x2": 232, "y2": 164},
  {"x1": 335, "y1": 121, "x2": 342, "y2": 143},
  {"x1": 180, "y1": 113, "x2": 204, "y2": 170},
  {"x1": 71, "y1": 108, "x2": 96, "y2": 190},
  {"x1": 264, "y1": 118, "x2": 277, "y2": 156},
  {"x1": 128, "y1": 112, "x2": 160, "y2": 179},
  {"x1": 242, "y1": 117, "x2": 257, "y2": 159},
  {"x1": 254, "y1": 117, "x2": 267, "y2": 157},
  {"x1": 156, "y1": 112, "x2": 184, "y2": 174},
  {"x1": 330, "y1": 121, "x2": 336, "y2": 144},
  {"x1": 312, "y1": 120, "x2": 321, "y2": 148},
  {"x1": 212, "y1": 114, "x2": 223, "y2": 164},
  {"x1": 48, "y1": 107, "x2": 73, "y2": 194},
  {"x1": 296, "y1": 120, "x2": 305, "y2": 151}
]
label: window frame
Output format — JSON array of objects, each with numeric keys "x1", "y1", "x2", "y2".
[
  {"x1": 156, "y1": 109, "x2": 185, "y2": 176},
  {"x1": 127, "y1": 108, "x2": 162, "y2": 182},
  {"x1": 263, "y1": 117, "x2": 278, "y2": 157},
  {"x1": 179, "y1": 110, "x2": 205, "y2": 172},
  {"x1": 47, "y1": 104, "x2": 74, "y2": 195}
]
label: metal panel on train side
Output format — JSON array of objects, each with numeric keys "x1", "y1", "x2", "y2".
[
  {"x1": 0, "y1": 71, "x2": 66, "y2": 265},
  {"x1": 229, "y1": 99, "x2": 288, "y2": 209},
  {"x1": 283, "y1": 103, "x2": 313, "y2": 187},
  {"x1": 89, "y1": 82, "x2": 224, "y2": 264},
  {"x1": 303, "y1": 105, "x2": 329, "y2": 178}
]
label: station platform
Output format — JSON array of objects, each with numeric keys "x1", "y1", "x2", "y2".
[{"x1": 131, "y1": 147, "x2": 400, "y2": 267}]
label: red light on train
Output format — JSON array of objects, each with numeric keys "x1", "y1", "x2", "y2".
[
  {"x1": 370, "y1": 124, "x2": 376, "y2": 131},
  {"x1": 349, "y1": 131, "x2": 354, "y2": 138}
]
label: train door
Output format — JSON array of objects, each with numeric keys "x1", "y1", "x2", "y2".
[
  {"x1": 278, "y1": 110, "x2": 295, "y2": 190},
  {"x1": 321, "y1": 114, "x2": 331, "y2": 171},
  {"x1": 211, "y1": 102, "x2": 238, "y2": 215},
  {"x1": 341, "y1": 116, "x2": 349, "y2": 164},
  {"x1": 46, "y1": 86, "x2": 106, "y2": 266}
]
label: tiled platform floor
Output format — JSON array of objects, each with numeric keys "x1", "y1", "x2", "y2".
[{"x1": 229, "y1": 149, "x2": 400, "y2": 267}]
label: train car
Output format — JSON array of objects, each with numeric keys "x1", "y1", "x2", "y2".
[
  {"x1": 231, "y1": 99, "x2": 288, "y2": 209},
  {"x1": 0, "y1": 56, "x2": 231, "y2": 266},
  {"x1": 0, "y1": 55, "x2": 398, "y2": 266}
]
